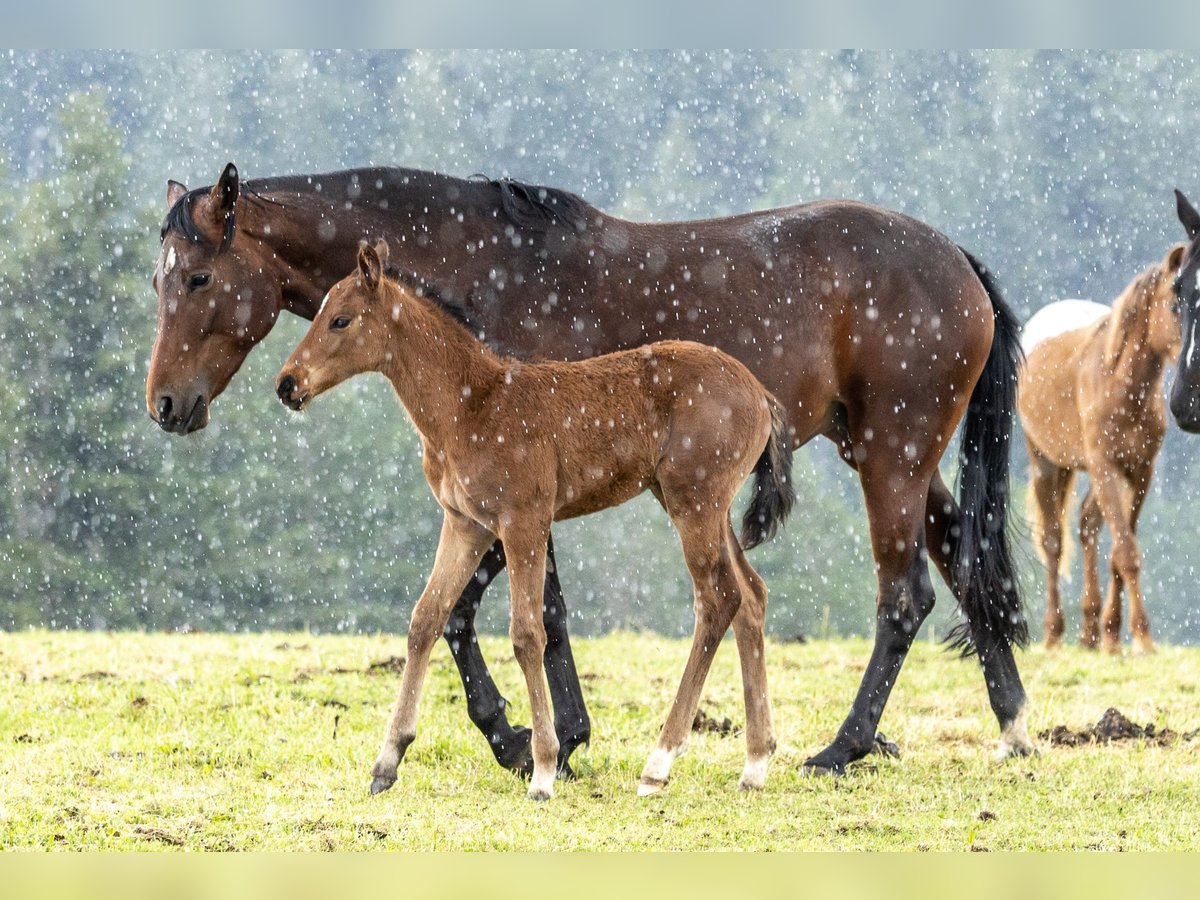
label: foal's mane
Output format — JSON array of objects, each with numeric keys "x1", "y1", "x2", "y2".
[
  {"x1": 1104, "y1": 258, "x2": 1170, "y2": 368},
  {"x1": 383, "y1": 264, "x2": 475, "y2": 332},
  {"x1": 160, "y1": 167, "x2": 591, "y2": 252}
]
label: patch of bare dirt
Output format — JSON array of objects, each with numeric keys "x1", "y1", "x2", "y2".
[
  {"x1": 692, "y1": 708, "x2": 737, "y2": 737},
  {"x1": 1039, "y1": 707, "x2": 1198, "y2": 748},
  {"x1": 134, "y1": 825, "x2": 185, "y2": 846},
  {"x1": 293, "y1": 655, "x2": 406, "y2": 682}
]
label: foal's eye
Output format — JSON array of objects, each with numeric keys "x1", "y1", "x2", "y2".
[
  {"x1": 187, "y1": 273, "x2": 211, "y2": 291},
  {"x1": 330, "y1": 316, "x2": 352, "y2": 331}
]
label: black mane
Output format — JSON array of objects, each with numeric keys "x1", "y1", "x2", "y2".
[
  {"x1": 383, "y1": 264, "x2": 475, "y2": 332},
  {"x1": 160, "y1": 167, "x2": 593, "y2": 250}
]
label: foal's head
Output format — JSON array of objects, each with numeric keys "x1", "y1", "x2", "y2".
[
  {"x1": 276, "y1": 240, "x2": 394, "y2": 411},
  {"x1": 1146, "y1": 243, "x2": 1186, "y2": 358}
]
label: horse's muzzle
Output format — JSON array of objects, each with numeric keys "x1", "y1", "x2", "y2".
[
  {"x1": 276, "y1": 373, "x2": 307, "y2": 411},
  {"x1": 1170, "y1": 377, "x2": 1200, "y2": 433},
  {"x1": 152, "y1": 393, "x2": 209, "y2": 435}
]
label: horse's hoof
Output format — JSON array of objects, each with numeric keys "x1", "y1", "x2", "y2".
[
  {"x1": 495, "y1": 727, "x2": 535, "y2": 778},
  {"x1": 556, "y1": 760, "x2": 576, "y2": 781},
  {"x1": 637, "y1": 777, "x2": 667, "y2": 797},
  {"x1": 369, "y1": 776, "x2": 396, "y2": 795},
  {"x1": 800, "y1": 761, "x2": 843, "y2": 777},
  {"x1": 871, "y1": 733, "x2": 900, "y2": 759},
  {"x1": 527, "y1": 787, "x2": 553, "y2": 802},
  {"x1": 1132, "y1": 640, "x2": 1157, "y2": 657}
]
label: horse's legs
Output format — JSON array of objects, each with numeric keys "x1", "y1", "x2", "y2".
[
  {"x1": 1091, "y1": 465, "x2": 1141, "y2": 655},
  {"x1": 1078, "y1": 487, "x2": 1104, "y2": 648},
  {"x1": 442, "y1": 540, "x2": 532, "y2": 774},
  {"x1": 541, "y1": 534, "x2": 592, "y2": 776},
  {"x1": 922, "y1": 471, "x2": 1032, "y2": 758},
  {"x1": 1027, "y1": 449, "x2": 1074, "y2": 649},
  {"x1": 803, "y1": 460, "x2": 936, "y2": 775},
  {"x1": 728, "y1": 523, "x2": 775, "y2": 791},
  {"x1": 371, "y1": 512, "x2": 495, "y2": 794},
  {"x1": 498, "y1": 520, "x2": 560, "y2": 801},
  {"x1": 442, "y1": 534, "x2": 589, "y2": 778},
  {"x1": 1125, "y1": 467, "x2": 1156, "y2": 655},
  {"x1": 638, "y1": 510, "x2": 742, "y2": 796}
]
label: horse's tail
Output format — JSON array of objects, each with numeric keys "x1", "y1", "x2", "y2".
[
  {"x1": 740, "y1": 395, "x2": 795, "y2": 550},
  {"x1": 947, "y1": 248, "x2": 1029, "y2": 655},
  {"x1": 1027, "y1": 470, "x2": 1075, "y2": 583}
]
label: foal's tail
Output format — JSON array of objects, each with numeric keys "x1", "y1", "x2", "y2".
[
  {"x1": 948, "y1": 248, "x2": 1029, "y2": 655},
  {"x1": 740, "y1": 396, "x2": 795, "y2": 550}
]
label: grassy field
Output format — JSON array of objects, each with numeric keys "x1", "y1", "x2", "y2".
[{"x1": 1, "y1": 630, "x2": 1198, "y2": 850}]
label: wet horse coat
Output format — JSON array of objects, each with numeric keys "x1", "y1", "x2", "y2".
[
  {"x1": 148, "y1": 164, "x2": 1032, "y2": 775},
  {"x1": 1020, "y1": 246, "x2": 1185, "y2": 654},
  {"x1": 276, "y1": 241, "x2": 794, "y2": 798}
]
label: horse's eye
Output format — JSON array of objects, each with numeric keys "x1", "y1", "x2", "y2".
[
  {"x1": 330, "y1": 316, "x2": 352, "y2": 331},
  {"x1": 187, "y1": 273, "x2": 211, "y2": 290}
]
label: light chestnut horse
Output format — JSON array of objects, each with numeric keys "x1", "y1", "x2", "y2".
[
  {"x1": 1019, "y1": 244, "x2": 1185, "y2": 654},
  {"x1": 276, "y1": 240, "x2": 794, "y2": 800}
]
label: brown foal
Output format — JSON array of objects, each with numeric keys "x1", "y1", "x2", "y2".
[
  {"x1": 1019, "y1": 244, "x2": 1184, "y2": 654},
  {"x1": 276, "y1": 241, "x2": 794, "y2": 800}
]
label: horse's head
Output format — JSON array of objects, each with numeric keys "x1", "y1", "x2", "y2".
[
  {"x1": 276, "y1": 240, "x2": 392, "y2": 412},
  {"x1": 1170, "y1": 189, "x2": 1200, "y2": 433},
  {"x1": 147, "y1": 163, "x2": 283, "y2": 434}
]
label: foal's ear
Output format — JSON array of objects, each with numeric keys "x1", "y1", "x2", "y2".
[
  {"x1": 373, "y1": 238, "x2": 391, "y2": 270},
  {"x1": 1176, "y1": 188, "x2": 1200, "y2": 240},
  {"x1": 1166, "y1": 242, "x2": 1187, "y2": 273},
  {"x1": 358, "y1": 241, "x2": 385, "y2": 292},
  {"x1": 166, "y1": 180, "x2": 188, "y2": 209},
  {"x1": 209, "y1": 162, "x2": 240, "y2": 217}
]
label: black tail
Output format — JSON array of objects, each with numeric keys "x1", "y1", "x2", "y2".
[
  {"x1": 947, "y1": 248, "x2": 1028, "y2": 655},
  {"x1": 740, "y1": 397, "x2": 795, "y2": 550}
]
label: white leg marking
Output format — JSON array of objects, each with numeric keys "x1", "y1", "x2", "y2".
[
  {"x1": 738, "y1": 754, "x2": 770, "y2": 792},
  {"x1": 996, "y1": 706, "x2": 1036, "y2": 760}
]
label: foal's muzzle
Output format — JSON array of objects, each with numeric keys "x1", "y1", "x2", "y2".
[{"x1": 276, "y1": 373, "x2": 308, "y2": 411}]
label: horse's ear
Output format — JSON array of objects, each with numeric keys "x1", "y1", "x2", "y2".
[
  {"x1": 166, "y1": 180, "x2": 188, "y2": 209},
  {"x1": 1166, "y1": 242, "x2": 1187, "y2": 274},
  {"x1": 1176, "y1": 188, "x2": 1200, "y2": 240},
  {"x1": 358, "y1": 241, "x2": 384, "y2": 292},
  {"x1": 209, "y1": 162, "x2": 240, "y2": 217},
  {"x1": 373, "y1": 239, "x2": 391, "y2": 270}
]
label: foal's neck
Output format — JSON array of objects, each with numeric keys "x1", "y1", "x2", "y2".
[{"x1": 376, "y1": 284, "x2": 505, "y2": 446}]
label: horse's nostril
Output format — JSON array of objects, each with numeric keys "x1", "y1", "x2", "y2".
[
  {"x1": 277, "y1": 375, "x2": 296, "y2": 401},
  {"x1": 157, "y1": 395, "x2": 173, "y2": 423}
]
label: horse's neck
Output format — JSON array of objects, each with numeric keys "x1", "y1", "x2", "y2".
[
  {"x1": 245, "y1": 175, "x2": 470, "y2": 320},
  {"x1": 379, "y1": 295, "x2": 503, "y2": 446}
]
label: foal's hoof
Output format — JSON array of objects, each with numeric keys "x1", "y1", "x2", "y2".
[
  {"x1": 369, "y1": 776, "x2": 396, "y2": 795},
  {"x1": 637, "y1": 777, "x2": 668, "y2": 797},
  {"x1": 870, "y1": 733, "x2": 901, "y2": 759},
  {"x1": 527, "y1": 786, "x2": 554, "y2": 802}
]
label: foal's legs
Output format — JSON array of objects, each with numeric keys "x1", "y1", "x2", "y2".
[
  {"x1": 639, "y1": 511, "x2": 743, "y2": 796},
  {"x1": 1094, "y1": 464, "x2": 1155, "y2": 655},
  {"x1": 442, "y1": 534, "x2": 590, "y2": 777},
  {"x1": 370, "y1": 512, "x2": 495, "y2": 794},
  {"x1": 728, "y1": 524, "x2": 775, "y2": 791},
  {"x1": 497, "y1": 521, "x2": 560, "y2": 801},
  {"x1": 1078, "y1": 487, "x2": 1104, "y2": 648},
  {"x1": 1027, "y1": 449, "x2": 1075, "y2": 649}
]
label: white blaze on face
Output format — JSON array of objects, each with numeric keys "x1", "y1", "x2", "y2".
[
  {"x1": 318, "y1": 291, "x2": 331, "y2": 315},
  {"x1": 1187, "y1": 309, "x2": 1199, "y2": 369},
  {"x1": 164, "y1": 245, "x2": 177, "y2": 276}
]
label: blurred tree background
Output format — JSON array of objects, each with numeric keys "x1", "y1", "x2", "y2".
[{"x1": 0, "y1": 51, "x2": 1197, "y2": 642}]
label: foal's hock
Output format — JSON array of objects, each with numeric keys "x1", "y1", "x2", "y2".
[{"x1": 277, "y1": 240, "x2": 794, "y2": 800}]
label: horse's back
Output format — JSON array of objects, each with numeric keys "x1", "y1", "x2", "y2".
[{"x1": 1021, "y1": 299, "x2": 1110, "y2": 356}]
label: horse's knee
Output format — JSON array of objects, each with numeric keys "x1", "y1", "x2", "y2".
[
  {"x1": 1110, "y1": 540, "x2": 1141, "y2": 579},
  {"x1": 510, "y1": 618, "x2": 547, "y2": 667},
  {"x1": 407, "y1": 612, "x2": 443, "y2": 656}
]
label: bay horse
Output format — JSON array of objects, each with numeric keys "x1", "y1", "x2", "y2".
[
  {"x1": 277, "y1": 240, "x2": 794, "y2": 799},
  {"x1": 1168, "y1": 190, "x2": 1200, "y2": 432},
  {"x1": 1019, "y1": 244, "x2": 1185, "y2": 655},
  {"x1": 147, "y1": 163, "x2": 1033, "y2": 777}
]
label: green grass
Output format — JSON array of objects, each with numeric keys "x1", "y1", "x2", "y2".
[{"x1": 0, "y1": 631, "x2": 1198, "y2": 850}]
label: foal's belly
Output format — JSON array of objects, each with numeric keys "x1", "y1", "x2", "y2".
[{"x1": 554, "y1": 469, "x2": 651, "y2": 521}]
